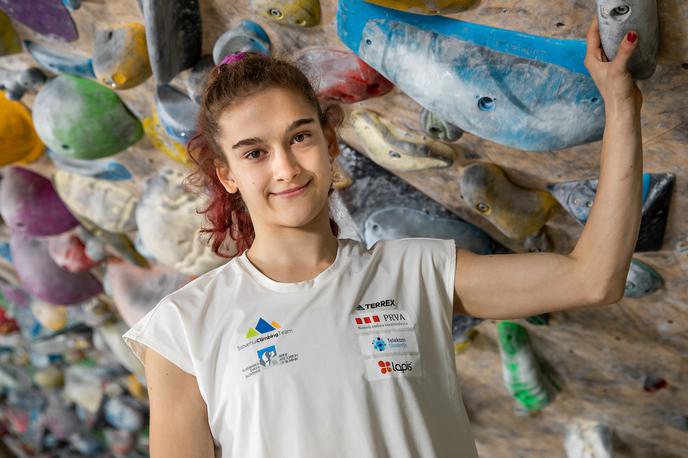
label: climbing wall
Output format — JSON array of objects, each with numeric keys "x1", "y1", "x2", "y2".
[{"x1": 0, "y1": 0, "x2": 685, "y2": 456}]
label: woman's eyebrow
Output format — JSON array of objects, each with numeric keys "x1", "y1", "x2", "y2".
[
  {"x1": 285, "y1": 118, "x2": 315, "y2": 133},
  {"x1": 232, "y1": 137, "x2": 262, "y2": 150},
  {"x1": 231, "y1": 118, "x2": 315, "y2": 150}
]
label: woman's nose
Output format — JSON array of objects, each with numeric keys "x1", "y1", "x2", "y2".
[{"x1": 272, "y1": 146, "x2": 301, "y2": 181}]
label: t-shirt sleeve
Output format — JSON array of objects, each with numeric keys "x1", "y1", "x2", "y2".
[
  {"x1": 121, "y1": 299, "x2": 195, "y2": 375},
  {"x1": 379, "y1": 237, "x2": 457, "y2": 323},
  {"x1": 425, "y1": 238, "x2": 457, "y2": 321}
]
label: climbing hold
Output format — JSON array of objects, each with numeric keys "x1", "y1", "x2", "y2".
[
  {"x1": 251, "y1": 0, "x2": 321, "y2": 27},
  {"x1": 0, "y1": 11, "x2": 21, "y2": 56},
  {"x1": 525, "y1": 314, "x2": 550, "y2": 326},
  {"x1": 141, "y1": 0, "x2": 202, "y2": 84},
  {"x1": 10, "y1": 233, "x2": 103, "y2": 305},
  {"x1": 30, "y1": 301, "x2": 68, "y2": 332},
  {"x1": 186, "y1": 54, "x2": 214, "y2": 105},
  {"x1": 75, "y1": 216, "x2": 150, "y2": 268},
  {"x1": 53, "y1": 170, "x2": 139, "y2": 234},
  {"x1": 142, "y1": 107, "x2": 191, "y2": 165},
  {"x1": 564, "y1": 420, "x2": 613, "y2": 458},
  {"x1": 642, "y1": 373, "x2": 668, "y2": 393},
  {"x1": 364, "y1": 207, "x2": 495, "y2": 254},
  {"x1": 0, "y1": 67, "x2": 47, "y2": 101},
  {"x1": 0, "y1": 167, "x2": 79, "y2": 236},
  {"x1": 32, "y1": 75, "x2": 143, "y2": 160},
  {"x1": 597, "y1": 0, "x2": 659, "y2": 80},
  {"x1": 363, "y1": 0, "x2": 477, "y2": 14},
  {"x1": 547, "y1": 173, "x2": 674, "y2": 252},
  {"x1": 23, "y1": 40, "x2": 95, "y2": 79},
  {"x1": 335, "y1": 142, "x2": 505, "y2": 255},
  {"x1": 212, "y1": 19, "x2": 271, "y2": 64},
  {"x1": 523, "y1": 229, "x2": 553, "y2": 253},
  {"x1": 625, "y1": 258, "x2": 662, "y2": 298},
  {"x1": 93, "y1": 22, "x2": 152, "y2": 89},
  {"x1": 659, "y1": 411, "x2": 688, "y2": 432},
  {"x1": 497, "y1": 321, "x2": 552, "y2": 412},
  {"x1": 452, "y1": 314, "x2": 482, "y2": 354},
  {"x1": 154, "y1": 84, "x2": 199, "y2": 144},
  {"x1": 459, "y1": 162, "x2": 556, "y2": 241},
  {"x1": 420, "y1": 108, "x2": 463, "y2": 142},
  {"x1": 104, "y1": 396, "x2": 145, "y2": 432},
  {"x1": 47, "y1": 232, "x2": 99, "y2": 273},
  {"x1": 351, "y1": 109, "x2": 456, "y2": 171},
  {"x1": 105, "y1": 259, "x2": 192, "y2": 326},
  {"x1": 62, "y1": 0, "x2": 82, "y2": 10},
  {"x1": 332, "y1": 160, "x2": 352, "y2": 189},
  {"x1": 33, "y1": 365, "x2": 65, "y2": 389},
  {"x1": 105, "y1": 428, "x2": 137, "y2": 455},
  {"x1": 136, "y1": 168, "x2": 234, "y2": 276},
  {"x1": 338, "y1": 0, "x2": 604, "y2": 151},
  {"x1": 47, "y1": 150, "x2": 133, "y2": 181},
  {"x1": 297, "y1": 48, "x2": 393, "y2": 103},
  {"x1": 0, "y1": 0, "x2": 78, "y2": 41},
  {"x1": 0, "y1": 306, "x2": 19, "y2": 334},
  {"x1": 0, "y1": 92, "x2": 44, "y2": 166},
  {"x1": 676, "y1": 238, "x2": 688, "y2": 274}
]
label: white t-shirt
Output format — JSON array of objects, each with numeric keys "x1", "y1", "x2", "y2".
[{"x1": 122, "y1": 237, "x2": 479, "y2": 458}]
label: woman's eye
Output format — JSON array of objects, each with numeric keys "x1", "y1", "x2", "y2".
[
  {"x1": 292, "y1": 132, "x2": 310, "y2": 144},
  {"x1": 245, "y1": 150, "x2": 263, "y2": 160}
]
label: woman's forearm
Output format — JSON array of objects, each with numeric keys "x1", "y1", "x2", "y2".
[{"x1": 571, "y1": 103, "x2": 643, "y2": 302}]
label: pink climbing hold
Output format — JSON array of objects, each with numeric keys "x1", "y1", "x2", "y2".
[{"x1": 0, "y1": 166, "x2": 79, "y2": 236}]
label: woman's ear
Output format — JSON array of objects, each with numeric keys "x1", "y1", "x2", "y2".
[
  {"x1": 323, "y1": 125, "x2": 340, "y2": 162},
  {"x1": 215, "y1": 160, "x2": 238, "y2": 194}
]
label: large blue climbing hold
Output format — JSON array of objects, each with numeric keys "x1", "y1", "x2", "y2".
[{"x1": 337, "y1": 0, "x2": 605, "y2": 152}]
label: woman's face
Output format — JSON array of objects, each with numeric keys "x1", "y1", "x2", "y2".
[{"x1": 215, "y1": 86, "x2": 337, "y2": 230}]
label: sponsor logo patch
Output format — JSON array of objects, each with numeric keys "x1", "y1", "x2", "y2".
[
  {"x1": 364, "y1": 354, "x2": 422, "y2": 381},
  {"x1": 352, "y1": 311, "x2": 414, "y2": 333},
  {"x1": 358, "y1": 330, "x2": 419, "y2": 356}
]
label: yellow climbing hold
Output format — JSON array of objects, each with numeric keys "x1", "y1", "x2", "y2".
[
  {"x1": 0, "y1": 91, "x2": 44, "y2": 166},
  {"x1": 143, "y1": 108, "x2": 191, "y2": 166},
  {"x1": 0, "y1": 10, "x2": 21, "y2": 56},
  {"x1": 93, "y1": 22, "x2": 152, "y2": 89},
  {"x1": 251, "y1": 0, "x2": 321, "y2": 27},
  {"x1": 458, "y1": 162, "x2": 557, "y2": 241},
  {"x1": 364, "y1": 0, "x2": 476, "y2": 15},
  {"x1": 351, "y1": 109, "x2": 456, "y2": 172}
]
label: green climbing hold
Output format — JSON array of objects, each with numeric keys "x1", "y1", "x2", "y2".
[
  {"x1": 32, "y1": 74, "x2": 143, "y2": 159},
  {"x1": 497, "y1": 321, "x2": 552, "y2": 412}
]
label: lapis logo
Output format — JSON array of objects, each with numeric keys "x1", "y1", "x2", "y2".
[
  {"x1": 378, "y1": 360, "x2": 413, "y2": 374},
  {"x1": 257, "y1": 345, "x2": 278, "y2": 367},
  {"x1": 372, "y1": 337, "x2": 386, "y2": 351},
  {"x1": 245, "y1": 317, "x2": 281, "y2": 339}
]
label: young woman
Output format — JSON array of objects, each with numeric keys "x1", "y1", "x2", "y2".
[{"x1": 123, "y1": 16, "x2": 643, "y2": 458}]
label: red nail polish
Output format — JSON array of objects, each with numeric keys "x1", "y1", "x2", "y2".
[{"x1": 627, "y1": 32, "x2": 638, "y2": 43}]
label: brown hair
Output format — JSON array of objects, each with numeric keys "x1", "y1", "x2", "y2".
[{"x1": 186, "y1": 53, "x2": 343, "y2": 258}]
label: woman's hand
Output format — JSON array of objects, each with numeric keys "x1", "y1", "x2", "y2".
[{"x1": 584, "y1": 15, "x2": 643, "y2": 115}]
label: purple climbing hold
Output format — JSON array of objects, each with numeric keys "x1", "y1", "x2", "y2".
[
  {"x1": 0, "y1": 0, "x2": 78, "y2": 42},
  {"x1": 0, "y1": 167, "x2": 79, "y2": 236},
  {"x1": 10, "y1": 233, "x2": 102, "y2": 305}
]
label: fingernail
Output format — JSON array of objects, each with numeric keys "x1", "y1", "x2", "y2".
[{"x1": 627, "y1": 32, "x2": 638, "y2": 43}]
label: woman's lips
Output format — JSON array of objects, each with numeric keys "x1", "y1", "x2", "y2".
[{"x1": 272, "y1": 179, "x2": 311, "y2": 197}]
